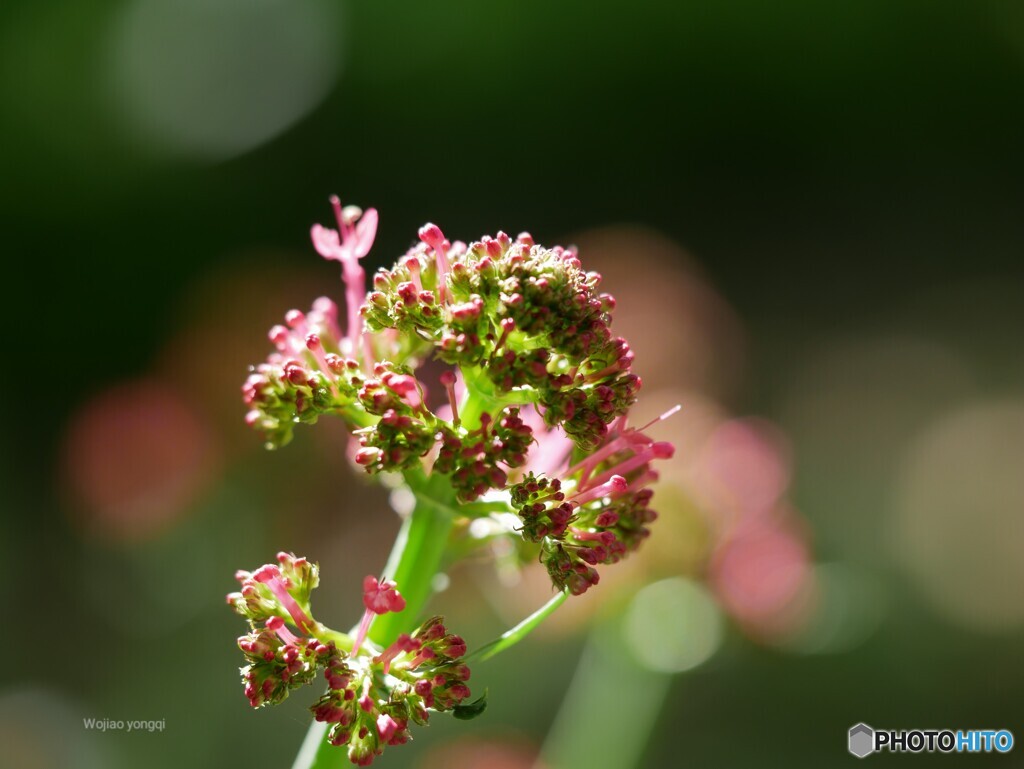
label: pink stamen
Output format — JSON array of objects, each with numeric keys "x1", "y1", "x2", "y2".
[
  {"x1": 440, "y1": 370, "x2": 459, "y2": 424},
  {"x1": 585, "y1": 442, "x2": 675, "y2": 491},
  {"x1": 373, "y1": 634, "x2": 420, "y2": 675},
  {"x1": 406, "y1": 647, "x2": 436, "y2": 669},
  {"x1": 566, "y1": 434, "x2": 635, "y2": 488},
  {"x1": 252, "y1": 565, "x2": 314, "y2": 633},
  {"x1": 638, "y1": 404, "x2": 682, "y2": 432},
  {"x1": 266, "y1": 616, "x2": 301, "y2": 646},
  {"x1": 352, "y1": 609, "x2": 374, "y2": 655},
  {"x1": 584, "y1": 449, "x2": 655, "y2": 491},
  {"x1": 569, "y1": 406, "x2": 680, "y2": 489},
  {"x1": 418, "y1": 223, "x2": 449, "y2": 301},
  {"x1": 570, "y1": 475, "x2": 628, "y2": 506}
]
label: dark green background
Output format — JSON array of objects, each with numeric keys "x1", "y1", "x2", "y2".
[{"x1": 2, "y1": 2, "x2": 1022, "y2": 767}]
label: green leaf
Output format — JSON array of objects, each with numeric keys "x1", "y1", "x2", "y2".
[{"x1": 452, "y1": 689, "x2": 488, "y2": 721}]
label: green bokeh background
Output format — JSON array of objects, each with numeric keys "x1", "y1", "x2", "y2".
[{"x1": 2, "y1": 1, "x2": 1023, "y2": 767}]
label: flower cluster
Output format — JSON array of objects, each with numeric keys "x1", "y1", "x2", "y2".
[
  {"x1": 242, "y1": 297, "x2": 362, "y2": 449},
  {"x1": 244, "y1": 201, "x2": 646, "y2": 502},
  {"x1": 509, "y1": 408, "x2": 676, "y2": 595},
  {"x1": 229, "y1": 554, "x2": 472, "y2": 766},
  {"x1": 433, "y1": 407, "x2": 534, "y2": 502},
  {"x1": 242, "y1": 198, "x2": 675, "y2": 587},
  {"x1": 310, "y1": 616, "x2": 471, "y2": 765}
]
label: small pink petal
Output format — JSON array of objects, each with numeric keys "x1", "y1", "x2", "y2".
[
  {"x1": 362, "y1": 575, "x2": 406, "y2": 615},
  {"x1": 351, "y1": 208, "x2": 378, "y2": 259},
  {"x1": 311, "y1": 224, "x2": 343, "y2": 260}
]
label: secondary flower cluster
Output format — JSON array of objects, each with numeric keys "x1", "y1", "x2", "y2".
[
  {"x1": 228, "y1": 553, "x2": 472, "y2": 766},
  {"x1": 509, "y1": 409, "x2": 676, "y2": 594}
]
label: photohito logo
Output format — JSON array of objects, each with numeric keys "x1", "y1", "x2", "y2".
[{"x1": 848, "y1": 723, "x2": 1014, "y2": 758}]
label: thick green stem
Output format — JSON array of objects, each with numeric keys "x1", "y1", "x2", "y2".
[
  {"x1": 458, "y1": 365, "x2": 507, "y2": 430},
  {"x1": 368, "y1": 471, "x2": 455, "y2": 646}
]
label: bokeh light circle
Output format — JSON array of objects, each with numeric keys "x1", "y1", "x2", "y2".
[
  {"x1": 892, "y1": 400, "x2": 1024, "y2": 632},
  {"x1": 779, "y1": 563, "x2": 887, "y2": 655},
  {"x1": 0, "y1": 688, "x2": 105, "y2": 769},
  {"x1": 107, "y1": 0, "x2": 343, "y2": 160},
  {"x1": 624, "y1": 577, "x2": 723, "y2": 673}
]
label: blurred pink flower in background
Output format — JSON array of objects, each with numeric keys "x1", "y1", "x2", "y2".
[
  {"x1": 710, "y1": 509, "x2": 815, "y2": 638},
  {"x1": 419, "y1": 736, "x2": 543, "y2": 769},
  {"x1": 61, "y1": 378, "x2": 220, "y2": 541}
]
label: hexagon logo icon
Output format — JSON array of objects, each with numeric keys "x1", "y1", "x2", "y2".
[{"x1": 849, "y1": 723, "x2": 875, "y2": 758}]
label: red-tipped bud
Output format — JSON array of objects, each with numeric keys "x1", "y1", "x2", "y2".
[
  {"x1": 376, "y1": 714, "x2": 399, "y2": 742},
  {"x1": 418, "y1": 223, "x2": 446, "y2": 251}
]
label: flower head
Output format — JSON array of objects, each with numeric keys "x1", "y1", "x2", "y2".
[
  {"x1": 229, "y1": 558, "x2": 472, "y2": 766},
  {"x1": 510, "y1": 407, "x2": 678, "y2": 595},
  {"x1": 227, "y1": 551, "x2": 320, "y2": 631},
  {"x1": 311, "y1": 615, "x2": 472, "y2": 765}
]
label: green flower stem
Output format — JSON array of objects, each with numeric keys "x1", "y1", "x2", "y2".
[
  {"x1": 458, "y1": 366, "x2": 508, "y2": 430},
  {"x1": 311, "y1": 624, "x2": 354, "y2": 653},
  {"x1": 467, "y1": 589, "x2": 568, "y2": 663},
  {"x1": 368, "y1": 469, "x2": 456, "y2": 647}
]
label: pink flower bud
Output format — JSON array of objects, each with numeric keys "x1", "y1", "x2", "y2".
[
  {"x1": 376, "y1": 714, "x2": 399, "y2": 742},
  {"x1": 448, "y1": 684, "x2": 471, "y2": 701},
  {"x1": 355, "y1": 448, "x2": 381, "y2": 466},
  {"x1": 652, "y1": 441, "x2": 675, "y2": 459},
  {"x1": 269, "y1": 325, "x2": 289, "y2": 346}
]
